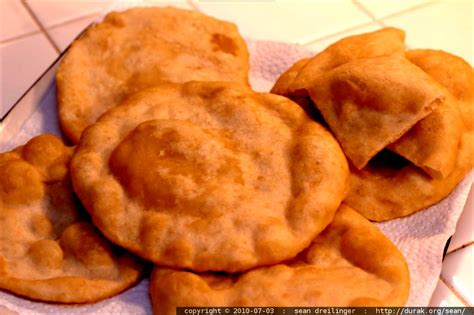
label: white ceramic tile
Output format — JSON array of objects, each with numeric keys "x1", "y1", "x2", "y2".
[
  {"x1": 27, "y1": 0, "x2": 192, "y2": 28},
  {"x1": 429, "y1": 279, "x2": 466, "y2": 306},
  {"x1": 357, "y1": 0, "x2": 434, "y2": 19},
  {"x1": 382, "y1": 1, "x2": 473, "y2": 65},
  {"x1": 441, "y1": 245, "x2": 473, "y2": 305},
  {"x1": 105, "y1": 0, "x2": 193, "y2": 13},
  {"x1": 46, "y1": 1, "x2": 195, "y2": 52},
  {"x1": 448, "y1": 186, "x2": 474, "y2": 252},
  {"x1": 0, "y1": 33, "x2": 58, "y2": 117},
  {"x1": 26, "y1": 0, "x2": 113, "y2": 28},
  {"x1": 0, "y1": 0, "x2": 39, "y2": 42},
  {"x1": 192, "y1": 0, "x2": 371, "y2": 44},
  {"x1": 47, "y1": 15, "x2": 98, "y2": 51},
  {"x1": 304, "y1": 23, "x2": 382, "y2": 53}
]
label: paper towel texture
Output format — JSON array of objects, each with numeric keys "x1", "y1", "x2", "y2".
[{"x1": 1, "y1": 39, "x2": 472, "y2": 313}]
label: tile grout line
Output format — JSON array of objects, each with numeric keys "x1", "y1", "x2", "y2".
[
  {"x1": 0, "y1": 30, "x2": 42, "y2": 45},
  {"x1": 302, "y1": 21, "x2": 378, "y2": 47},
  {"x1": 20, "y1": 0, "x2": 61, "y2": 54},
  {"x1": 186, "y1": 0, "x2": 201, "y2": 12},
  {"x1": 352, "y1": 0, "x2": 418, "y2": 51},
  {"x1": 46, "y1": 13, "x2": 99, "y2": 32},
  {"x1": 351, "y1": 0, "x2": 386, "y2": 27},
  {"x1": 0, "y1": 13, "x2": 99, "y2": 46},
  {"x1": 439, "y1": 276, "x2": 470, "y2": 306},
  {"x1": 446, "y1": 241, "x2": 474, "y2": 256},
  {"x1": 377, "y1": 0, "x2": 439, "y2": 23}
]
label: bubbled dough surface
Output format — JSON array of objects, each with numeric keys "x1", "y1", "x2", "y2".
[
  {"x1": 71, "y1": 81, "x2": 349, "y2": 272},
  {"x1": 0, "y1": 135, "x2": 142, "y2": 303},
  {"x1": 56, "y1": 6, "x2": 250, "y2": 143},
  {"x1": 149, "y1": 205, "x2": 410, "y2": 314}
]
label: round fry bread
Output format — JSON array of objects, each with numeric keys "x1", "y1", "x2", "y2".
[
  {"x1": 345, "y1": 50, "x2": 474, "y2": 221},
  {"x1": 149, "y1": 205, "x2": 410, "y2": 312},
  {"x1": 71, "y1": 81, "x2": 349, "y2": 272},
  {"x1": 0, "y1": 134, "x2": 143, "y2": 303},
  {"x1": 56, "y1": 7, "x2": 250, "y2": 143}
]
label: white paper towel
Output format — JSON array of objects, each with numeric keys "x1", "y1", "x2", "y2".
[{"x1": 1, "y1": 38, "x2": 472, "y2": 314}]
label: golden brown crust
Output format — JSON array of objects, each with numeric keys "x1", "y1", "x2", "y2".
[
  {"x1": 308, "y1": 56, "x2": 445, "y2": 169},
  {"x1": 0, "y1": 255, "x2": 141, "y2": 303},
  {"x1": 0, "y1": 134, "x2": 143, "y2": 303},
  {"x1": 149, "y1": 205, "x2": 410, "y2": 313},
  {"x1": 387, "y1": 97, "x2": 463, "y2": 179},
  {"x1": 288, "y1": 27, "x2": 406, "y2": 96},
  {"x1": 272, "y1": 29, "x2": 456, "y2": 172},
  {"x1": 346, "y1": 131, "x2": 473, "y2": 221},
  {"x1": 385, "y1": 50, "x2": 472, "y2": 178},
  {"x1": 271, "y1": 58, "x2": 310, "y2": 96},
  {"x1": 71, "y1": 81, "x2": 349, "y2": 272},
  {"x1": 56, "y1": 7, "x2": 250, "y2": 143},
  {"x1": 271, "y1": 28, "x2": 406, "y2": 101},
  {"x1": 271, "y1": 28, "x2": 472, "y2": 221},
  {"x1": 405, "y1": 49, "x2": 474, "y2": 131},
  {"x1": 344, "y1": 50, "x2": 474, "y2": 221}
]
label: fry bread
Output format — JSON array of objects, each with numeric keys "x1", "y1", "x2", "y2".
[
  {"x1": 308, "y1": 56, "x2": 444, "y2": 169},
  {"x1": 149, "y1": 205, "x2": 409, "y2": 313},
  {"x1": 71, "y1": 81, "x2": 349, "y2": 272},
  {"x1": 288, "y1": 28, "x2": 405, "y2": 96},
  {"x1": 345, "y1": 50, "x2": 473, "y2": 221},
  {"x1": 385, "y1": 50, "x2": 472, "y2": 178},
  {"x1": 57, "y1": 7, "x2": 250, "y2": 143},
  {"x1": 406, "y1": 49, "x2": 474, "y2": 131},
  {"x1": 0, "y1": 135, "x2": 142, "y2": 303},
  {"x1": 387, "y1": 97, "x2": 462, "y2": 179},
  {"x1": 271, "y1": 58, "x2": 310, "y2": 96}
]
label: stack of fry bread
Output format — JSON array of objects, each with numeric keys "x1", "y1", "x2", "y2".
[{"x1": 2, "y1": 7, "x2": 473, "y2": 313}]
